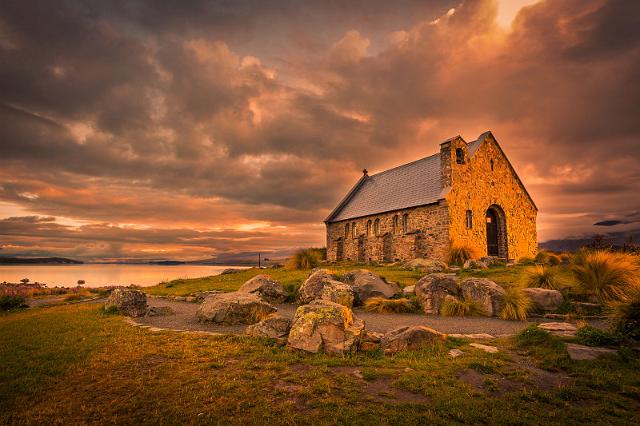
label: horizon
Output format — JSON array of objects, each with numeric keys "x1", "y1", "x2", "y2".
[{"x1": 1, "y1": 0, "x2": 639, "y2": 261}]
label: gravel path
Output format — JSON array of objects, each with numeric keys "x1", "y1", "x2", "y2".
[{"x1": 137, "y1": 298, "x2": 592, "y2": 336}]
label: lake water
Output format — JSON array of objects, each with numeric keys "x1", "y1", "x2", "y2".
[{"x1": 0, "y1": 264, "x2": 247, "y2": 288}]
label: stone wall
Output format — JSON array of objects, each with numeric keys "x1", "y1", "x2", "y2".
[
  {"x1": 325, "y1": 202, "x2": 450, "y2": 262},
  {"x1": 444, "y1": 134, "x2": 537, "y2": 261}
]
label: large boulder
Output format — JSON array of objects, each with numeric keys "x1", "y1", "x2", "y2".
[
  {"x1": 237, "y1": 274, "x2": 287, "y2": 304},
  {"x1": 380, "y1": 325, "x2": 447, "y2": 354},
  {"x1": 341, "y1": 269, "x2": 401, "y2": 304},
  {"x1": 522, "y1": 288, "x2": 563, "y2": 311},
  {"x1": 459, "y1": 278, "x2": 505, "y2": 317},
  {"x1": 320, "y1": 280, "x2": 356, "y2": 307},
  {"x1": 245, "y1": 314, "x2": 291, "y2": 340},
  {"x1": 463, "y1": 259, "x2": 489, "y2": 270},
  {"x1": 287, "y1": 300, "x2": 365, "y2": 354},
  {"x1": 405, "y1": 258, "x2": 448, "y2": 273},
  {"x1": 415, "y1": 273, "x2": 458, "y2": 315},
  {"x1": 297, "y1": 269, "x2": 337, "y2": 304},
  {"x1": 105, "y1": 288, "x2": 147, "y2": 317},
  {"x1": 197, "y1": 292, "x2": 276, "y2": 325}
]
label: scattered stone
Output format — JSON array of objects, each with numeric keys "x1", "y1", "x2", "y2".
[
  {"x1": 538, "y1": 322, "x2": 577, "y2": 337},
  {"x1": 341, "y1": 269, "x2": 401, "y2": 304},
  {"x1": 463, "y1": 259, "x2": 489, "y2": 270},
  {"x1": 380, "y1": 325, "x2": 447, "y2": 354},
  {"x1": 287, "y1": 300, "x2": 365, "y2": 354},
  {"x1": 405, "y1": 258, "x2": 448, "y2": 273},
  {"x1": 104, "y1": 288, "x2": 148, "y2": 317},
  {"x1": 197, "y1": 292, "x2": 276, "y2": 325},
  {"x1": 192, "y1": 290, "x2": 223, "y2": 303},
  {"x1": 184, "y1": 296, "x2": 196, "y2": 303},
  {"x1": 221, "y1": 268, "x2": 243, "y2": 275},
  {"x1": 448, "y1": 348, "x2": 464, "y2": 358},
  {"x1": 459, "y1": 278, "x2": 505, "y2": 317},
  {"x1": 353, "y1": 369, "x2": 364, "y2": 379},
  {"x1": 359, "y1": 329, "x2": 383, "y2": 351},
  {"x1": 448, "y1": 266, "x2": 461, "y2": 273},
  {"x1": 245, "y1": 314, "x2": 291, "y2": 340},
  {"x1": 522, "y1": 288, "x2": 563, "y2": 311},
  {"x1": 572, "y1": 302, "x2": 603, "y2": 316},
  {"x1": 320, "y1": 280, "x2": 356, "y2": 307},
  {"x1": 402, "y1": 285, "x2": 416, "y2": 296},
  {"x1": 448, "y1": 333, "x2": 495, "y2": 339},
  {"x1": 404, "y1": 367, "x2": 415, "y2": 372},
  {"x1": 469, "y1": 343, "x2": 499, "y2": 353},
  {"x1": 566, "y1": 343, "x2": 617, "y2": 360},
  {"x1": 296, "y1": 269, "x2": 338, "y2": 304},
  {"x1": 174, "y1": 296, "x2": 187, "y2": 302},
  {"x1": 238, "y1": 274, "x2": 287, "y2": 304},
  {"x1": 415, "y1": 273, "x2": 458, "y2": 315},
  {"x1": 146, "y1": 306, "x2": 175, "y2": 317}
]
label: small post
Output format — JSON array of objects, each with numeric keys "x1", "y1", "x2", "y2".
[{"x1": 258, "y1": 253, "x2": 261, "y2": 268}]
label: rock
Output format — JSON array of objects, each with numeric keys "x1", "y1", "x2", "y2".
[
  {"x1": 146, "y1": 306, "x2": 175, "y2": 317},
  {"x1": 105, "y1": 288, "x2": 148, "y2": 317},
  {"x1": 448, "y1": 333, "x2": 495, "y2": 339},
  {"x1": 287, "y1": 300, "x2": 365, "y2": 354},
  {"x1": 238, "y1": 274, "x2": 287, "y2": 304},
  {"x1": 174, "y1": 296, "x2": 187, "y2": 302},
  {"x1": 566, "y1": 343, "x2": 617, "y2": 360},
  {"x1": 538, "y1": 322, "x2": 577, "y2": 337},
  {"x1": 341, "y1": 269, "x2": 401, "y2": 304},
  {"x1": 448, "y1": 348, "x2": 464, "y2": 357},
  {"x1": 469, "y1": 343, "x2": 499, "y2": 353},
  {"x1": 414, "y1": 273, "x2": 458, "y2": 315},
  {"x1": 297, "y1": 269, "x2": 337, "y2": 304},
  {"x1": 459, "y1": 278, "x2": 505, "y2": 316},
  {"x1": 221, "y1": 268, "x2": 243, "y2": 275},
  {"x1": 192, "y1": 290, "x2": 223, "y2": 303},
  {"x1": 359, "y1": 329, "x2": 383, "y2": 351},
  {"x1": 185, "y1": 296, "x2": 196, "y2": 303},
  {"x1": 480, "y1": 257, "x2": 505, "y2": 268},
  {"x1": 245, "y1": 314, "x2": 291, "y2": 339},
  {"x1": 523, "y1": 288, "x2": 563, "y2": 311},
  {"x1": 320, "y1": 280, "x2": 356, "y2": 307},
  {"x1": 573, "y1": 302, "x2": 603, "y2": 316},
  {"x1": 197, "y1": 292, "x2": 276, "y2": 325},
  {"x1": 463, "y1": 259, "x2": 489, "y2": 270},
  {"x1": 402, "y1": 285, "x2": 416, "y2": 296},
  {"x1": 353, "y1": 370, "x2": 364, "y2": 379},
  {"x1": 405, "y1": 258, "x2": 448, "y2": 273},
  {"x1": 379, "y1": 325, "x2": 446, "y2": 354},
  {"x1": 448, "y1": 266, "x2": 461, "y2": 273}
]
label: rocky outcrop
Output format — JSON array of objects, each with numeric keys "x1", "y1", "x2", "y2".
[
  {"x1": 287, "y1": 300, "x2": 365, "y2": 354},
  {"x1": 237, "y1": 275, "x2": 287, "y2": 304},
  {"x1": 415, "y1": 273, "x2": 458, "y2": 315},
  {"x1": 105, "y1": 288, "x2": 148, "y2": 317},
  {"x1": 320, "y1": 280, "x2": 356, "y2": 307},
  {"x1": 296, "y1": 269, "x2": 337, "y2": 304},
  {"x1": 459, "y1": 278, "x2": 505, "y2": 317},
  {"x1": 359, "y1": 330, "x2": 384, "y2": 351},
  {"x1": 405, "y1": 258, "x2": 448, "y2": 273},
  {"x1": 402, "y1": 285, "x2": 416, "y2": 296},
  {"x1": 197, "y1": 293, "x2": 276, "y2": 325},
  {"x1": 380, "y1": 325, "x2": 446, "y2": 354},
  {"x1": 341, "y1": 269, "x2": 401, "y2": 304},
  {"x1": 522, "y1": 288, "x2": 563, "y2": 311},
  {"x1": 245, "y1": 314, "x2": 291, "y2": 340},
  {"x1": 463, "y1": 259, "x2": 489, "y2": 270}
]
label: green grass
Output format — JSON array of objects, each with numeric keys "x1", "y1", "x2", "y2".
[
  {"x1": 1, "y1": 304, "x2": 640, "y2": 424},
  {"x1": 458, "y1": 264, "x2": 576, "y2": 289}
]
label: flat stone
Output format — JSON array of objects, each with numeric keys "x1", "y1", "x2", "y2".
[
  {"x1": 566, "y1": 343, "x2": 617, "y2": 360},
  {"x1": 449, "y1": 333, "x2": 495, "y2": 339},
  {"x1": 448, "y1": 348, "x2": 464, "y2": 357},
  {"x1": 469, "y1": 343, "x2": 499, "y2": 353},
  {"x1": 538, "y1": 322, "x2": 577, "y2": 337}
]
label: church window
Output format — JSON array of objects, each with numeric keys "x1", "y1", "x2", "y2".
[
  {"x1": 393, "y1": 215, "x2": 399, "y2": 234},
  {"x1": 490, "y1": 159, "x2": 494, "y2": 171},
  {"x1": 402, "y1": 214, "x2": 409, "y2": 233},
  {"x1": 456, "y1": 148, "x2": 465, "y2": 164},
  {"x1": 351, "y1": 222, "x2": 356, "y2": 238},
  {"x1": 344, "y1": 223, "x2": 349, "y2": 238},
  {"x1": 466, "y1": 210, "x2": 473, "y2": 229},
  {"x1": 366, "y1": 220, "x2": 372, "y2": 236},
  {"x1": 374, "y1": 218, "x2": 380, "y2": 236}
]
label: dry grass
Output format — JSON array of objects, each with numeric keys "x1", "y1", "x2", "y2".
[
  {"x1": 440, "y1": 297, "x2": 486, "y2": 317},
  {"x1": 446, "y1": 245, "x2": 474, "y2": 266},
  {"x1": 571, "y1": 250, "x2": 640, "y2": 303},
  {"x1": 500, "y1": 287, "x2": 532, "y2": 321},
  {"x1": 363, "y1": 297, "x2": 417, "y2": 313},
  {"x1": 286, "y1": 248, "x2": 325, "y2": 270},
  {"x1": 526, "y1": 265, "x2": 560, "y2": 290}
]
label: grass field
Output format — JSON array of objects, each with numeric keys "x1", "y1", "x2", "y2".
[{"x1": 1, "y1": 303, "x2": 640, "y2": 424}]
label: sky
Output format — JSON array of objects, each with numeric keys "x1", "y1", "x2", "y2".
[{"x1": 0, "y1": 0, "x2": 639, "y2": 261}]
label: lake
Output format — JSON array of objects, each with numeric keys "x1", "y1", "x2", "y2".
[{"x1": 0, "y1": 264, "x2": 247, "y2": 288}]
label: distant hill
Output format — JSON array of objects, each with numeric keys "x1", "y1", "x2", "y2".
[
  {"x1": 540, "y1": 229, "x2": 640, "y2": 252},
  {"x1": 0, "y1": 257, "x2": 83, "y2": 265}
]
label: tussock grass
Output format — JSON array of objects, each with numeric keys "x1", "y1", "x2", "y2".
[
  {"x1": 286, "y1": 248, "x2": 325, "y2": 270},
  {"x1": 534, "y1": 250, "x2": 550, "y2": 264},
  {"x1": 440, "y1": 297, "x2": 485, "y2": 317},
  {"x1": 547, "y1": 254, "x2": 561, "y2": 266},
  {"x1": 500, "y1": 287, "x2": 531, "y2": 321},
  {"x1": 446, "y1": 244, "x2": 474, "y2": 266},
  {"x1": 363, "y1": 297, "x2": 417, "y2": 313},
  {"x1": 608, "y1": 287, "x2": 640, "y2": 340},
  {"x1": 571, "y1": 250, "x2": 639, "y2": 303},
  {"x1": 526, "y1": 265, "x2": 560, "y2": 289}
]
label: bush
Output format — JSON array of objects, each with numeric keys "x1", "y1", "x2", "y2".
[
  {"x1": 287, "y1": 248, "x2": 325, "y2": 270},
  {"x1": 517, "y1": 256, "x2": 535, "y2": 265},
  {"x1": 363, "y1": 297, "x2": 418, "y2": 314},
  {"x1": 534, "y1": 251, "x2": 550, "y2": 264},
  {"x1": 447, "y1": 245, "x2": 473, "y2": 266},
  {"x1": 571, "y1": 250, "x2": 639, "y2": 303},
  {"x1": 547, "y1": 254, "x2": 561, "y2": 266},
  {"x1": 574, "y1": 325, "x2": 620, "y2": 347},
  {"x1": 514, "y1": 325, "x2": 552, "y2": 347},
  {"x1": 608, "y1": 290, "x2": 640, "y2": 340},
  {"x1": 526, "y1": 265, "x2": 560, "y2": 289},
  {"x1": 440, "y1": 297, "x2": 485, "y2": 317},
  {"x1": 0, "y1": 295, "x2": 26, "y2": 311},
  {"x1": 500, "y1": 287, "x2": 532, "y2": 321}
]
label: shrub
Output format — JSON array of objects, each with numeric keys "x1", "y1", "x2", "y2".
[
  {"x1": 447, "y1": 245, "x2": 473, "y2": 266},
  {"x1": 608, "y1": 289, "x2": 640, "y2": 340},
  {"x1": 534, "y1": 251, "x2": 549, "y2": 264},
  {"x1": 526, "y1": 265, "x2": 560, "y2": 289},
  {"x1": 363, "y1": 297, "x2": 418, "y2": 314},
  {"x1": 287, "y1": 248, "x2": 325, "y2": 270},
  {"x1": 440, "y1": 297, "x2": 485, "y2": 317},
  {"x1": 500, "y1": 287, "x2": 532, "y2": 321},
  {"x1": 517, "y1": 256, "x2": 535, "y2": 265},
  {"x1": 571, "y1": 250, "x2": 639, "y2": 303},
  {"x1": 0, "y1": 295, "x2": 26, "y2": 311},
  {"x1": 514, "y1": 325, "x2": 553, "y2": 347},
  {"x1": 574, "y1": 325, "x2": 620, "y2": 347},
  {"x1": 547, "y1": 254, "x2": 561, "y2": 266}
]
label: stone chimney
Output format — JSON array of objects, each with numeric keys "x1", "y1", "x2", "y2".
[{"x1": 439, "y1": 139, "x2": 453, "y2": 189}]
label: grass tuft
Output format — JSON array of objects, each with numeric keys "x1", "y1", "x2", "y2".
[
  {"x1": 363, "y1": 297, "x2": 417, "y2": 313},
  {"x1": 446, "y1": 244, "x2": 474, "y2": 266},
  {"x1": 608, "y1": 288, "x2": 640, "y2": 340},
  {"x1": 286, "y1": 248, "x2": 326, "y2": 270},
  {"x1": 574, "y1": 325, "x2": 620, "y2": 347},
  {"x1": 571, "y1": 250, "x2": 640, "y2": 303},
  {"x1": 440, "y1": 297, "x2": 485, "y2": 317},
  {"x1": 500, "y1": 287, "x2": 531, "y2": 321},
  {"x1": 526, "y1": 265, "x2": 560, "y2": 289}
]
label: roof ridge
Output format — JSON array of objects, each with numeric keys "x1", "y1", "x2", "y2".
[{"x1": 369, "y1": 151, "x2": 440, "y2": 178}]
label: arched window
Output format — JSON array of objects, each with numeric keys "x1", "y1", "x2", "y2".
[
  {"x1": 402, "y1": 214, "x2": 409, "y2": 233},
  {"x1": 366, "y1": 220, "x2": 372, "y2": 236},
  {"x1": 373, "y1": 218, "x2": 380, "y2": 236},
  {"x1": 490, "y1": 159, "x2": 494, "y2": 171},
  {"x1": 456, "y1": 148, "x2": 465, "y2": 164},
  {"x1": 393, "y1": 215, "x2": 399, "y2": 234},
  {"x1": 351, "y1": 222, "x2": 356, "y2": 238},
  {"x1": 344, "y1": 223, "x2": 349, "y2": 238}
]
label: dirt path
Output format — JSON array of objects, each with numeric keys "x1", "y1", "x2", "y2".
[{"x1": 136, "y1": 298, "x2": 591, "y2": 336}]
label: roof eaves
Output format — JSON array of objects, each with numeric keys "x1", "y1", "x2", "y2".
[{"x1": 324, "y1": 173, "x2": 369, "y2": 223}]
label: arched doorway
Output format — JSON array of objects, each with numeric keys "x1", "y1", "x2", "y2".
[{"x1": 485, "y1": 205, "x2": 507, "y2": 259}]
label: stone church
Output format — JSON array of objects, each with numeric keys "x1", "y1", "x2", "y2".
[{"x1": 324, "y1": 131, "x2": 537, "y2": 263}]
